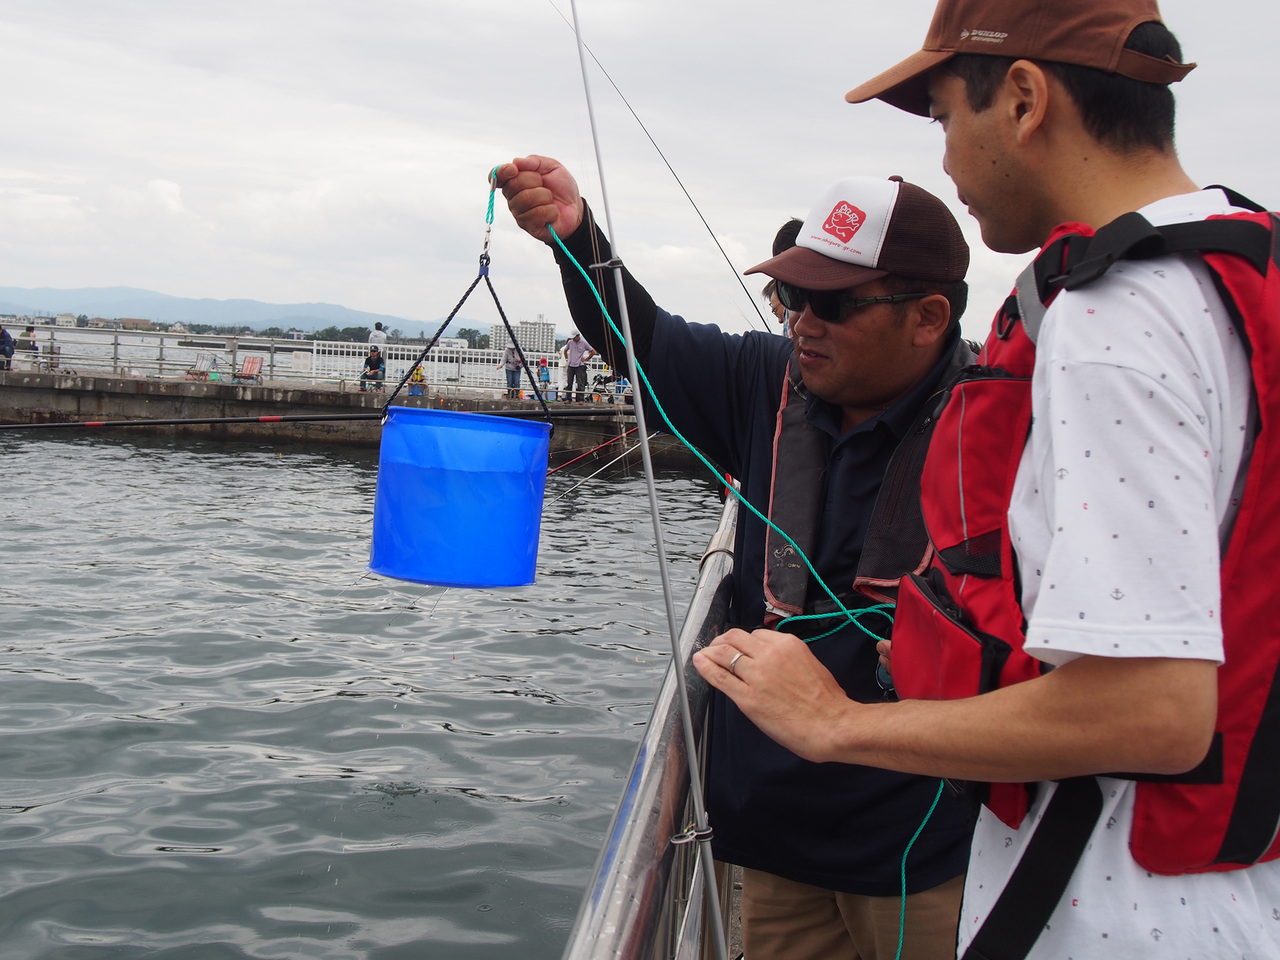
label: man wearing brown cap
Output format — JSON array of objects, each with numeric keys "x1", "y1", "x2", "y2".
[
  {"x1": 499, "y1": 157, "x2": 976, "y2": 959},
  {"x1": 695, "y1": 0, "x2": 1280, "y2": 956}
]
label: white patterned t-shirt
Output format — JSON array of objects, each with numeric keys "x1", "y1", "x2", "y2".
[{"x1": 956, "y1": 189, "x2": 1280, "y2": 958}]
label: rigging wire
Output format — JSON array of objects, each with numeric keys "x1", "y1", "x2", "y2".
[
  {"x1": 563, "y1": 3, "x2": 730, "y2": 958},
  {"x1": 546, "y1": 0, "x2": 772, "y2": 335}
]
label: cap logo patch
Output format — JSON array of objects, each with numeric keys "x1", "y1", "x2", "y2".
[
  {"x1": 823, "y1": 202, "x2": 867, "y2": 244},
  {"x1": 959, "y1": 28, "x2": 1008, "y2": 44}
]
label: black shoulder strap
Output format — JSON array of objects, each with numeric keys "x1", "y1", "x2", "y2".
[
  {"x1": 1057, "y1": 212, "x2": 1168, "y2": 290},
  {"x1": 1058, "y1": 210, "x2": 1275, "y2": 292},
  {"x1": 1136, "y1": 218, "x2": 1273, "y2": 277},
  {"x1": 1044, "y1": 208, "x2": 1275, "y2": 363},
  {"x1": 1206, "y1": 184, "x2": 1267, "y2": 214},
  {"x1": 1012, "y1": 217, "x2": 1164, "y2": 341},
  {"x1": 960, "y1": 777, "x2": 1104, "y2": 960},
  {"x1": 1012, "y1": 207, "x2": 1277, "y2": 345}
]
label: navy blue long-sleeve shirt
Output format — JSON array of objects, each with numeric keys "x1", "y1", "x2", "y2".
[{"x1": 554, "y1": 209, "x2": 971, "y2": 894}]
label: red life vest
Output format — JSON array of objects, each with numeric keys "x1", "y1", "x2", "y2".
[{"x1": 891, "y1": 194, "x2": 1280, "y2": 876}]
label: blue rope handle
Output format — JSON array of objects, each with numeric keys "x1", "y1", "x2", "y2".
[{"x1": 548, "y1": 223, "x2": 891, "y2": 645}]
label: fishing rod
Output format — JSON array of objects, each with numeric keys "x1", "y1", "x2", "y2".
[
  {"x1": 0, "y1": 405, "x2": 635, "y2": 432},
  {"x1": 564, "y1": 3, "x2": 730, "y2": 959},
  {"x1": 547, "y1": 425, "x2": 639, "y2": 475},
  {"x1": 546, "y1": 433, "x2": 655, "y2": 504}
]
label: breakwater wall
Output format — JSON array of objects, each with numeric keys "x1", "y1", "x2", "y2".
[{"x1": 0, "y1": 370, "x2": 701, "y2": 467}]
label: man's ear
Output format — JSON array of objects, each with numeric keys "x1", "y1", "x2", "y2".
[
  {"x1": 912, "y1": 294, "x2": 952, "y2": 347},
  {"x1": 1003, "y1": 59, "x2": 1051, "y2": 146}
]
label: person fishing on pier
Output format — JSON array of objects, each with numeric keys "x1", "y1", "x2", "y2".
[
  {"x1": 0, "y1": 324, "x2": 14, "y2": 371},
  {"x1": 695, "y1": 0, "x2": 1280, "y2": 957},
  {"x1": 16, "y1": 325, "x2": 37, "y2": 364},
  {"x1": 499, "y1": 159, "x2": 975, "y2": 960},
  {"x1": 359, "y1": 345, "x2": 385, "y2": 393},
  {"x1": 498, "y1": 343, "x2": 524, "y2": 399}
]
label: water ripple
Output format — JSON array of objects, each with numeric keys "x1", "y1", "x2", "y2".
[{"x1": 0, "y1": 433, "x2": 720, "y2": 958}]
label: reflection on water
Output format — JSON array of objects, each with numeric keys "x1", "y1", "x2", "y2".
[{"x1": 0, "y1": 432, "x2": 720, "y2": 959}]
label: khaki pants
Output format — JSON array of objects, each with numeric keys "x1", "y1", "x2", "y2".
[{"x1": 740, "y1": 867, "x2": 963, "y2": 960}]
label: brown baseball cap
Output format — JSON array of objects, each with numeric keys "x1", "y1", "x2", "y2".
[
  {"x1": 745, "y1": 176, "x2": 968, "y2": 290},
  {"x1": 846, "y1": 0, "x2": 1196, "y2": 117}
]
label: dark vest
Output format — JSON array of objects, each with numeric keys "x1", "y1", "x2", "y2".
[{"x1": 762, "y1": 341, "x2": 977, "y2": 628}]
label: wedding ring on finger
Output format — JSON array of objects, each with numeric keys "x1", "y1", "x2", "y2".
[{"x1": 729, "y1": 651, "x2": 745, "y2": 677}]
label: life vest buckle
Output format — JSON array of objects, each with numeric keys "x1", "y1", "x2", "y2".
[{"x1": 995, "y1": 295, "x2": 1020, "y2": 340}]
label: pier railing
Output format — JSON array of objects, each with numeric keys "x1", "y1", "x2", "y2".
[
  {"x1": 562, "y1": 495, "x2": 737, "y2": 960},
  {"x1": 4, "y1": 324, "x2": 615, "y2": 397}
]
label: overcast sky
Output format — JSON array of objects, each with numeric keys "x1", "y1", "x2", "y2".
[{"x1": 2, "y1": 0, "x2": 1276, "y2": 341}]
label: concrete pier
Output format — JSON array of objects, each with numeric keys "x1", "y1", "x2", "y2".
[{"x1": 0, "y1": 370, "x2": 702, "y2": 467}]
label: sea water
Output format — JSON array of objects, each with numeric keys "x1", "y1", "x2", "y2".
[{"x1": 0, "y1": 432, "x2": 720, "y2": 959}]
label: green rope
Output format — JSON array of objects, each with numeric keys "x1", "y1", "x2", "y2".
[
  {"x1": 548, "y1": 223, "x2": 891, "y2": 645},
  {"x1": 896, "y1": 780, "x2": 947, "y2": 960},
  {"x1": 778, "y1": 604, "x2": 895, "y2": 644},
  {"x1": 487, "y1": 167, "x2": 500, "y2": 224}
]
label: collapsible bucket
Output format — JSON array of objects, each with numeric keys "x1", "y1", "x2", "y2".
[{"x1": 370, "y1": 407, "x2": 551, "y2": 587}]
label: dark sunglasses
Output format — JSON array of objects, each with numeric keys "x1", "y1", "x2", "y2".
[{"x1": 774, "y1": 280, "x2": 928, "y2": 324}]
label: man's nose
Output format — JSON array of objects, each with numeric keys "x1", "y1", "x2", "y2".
[{"x1": 789, "y1": 305, "x2": 824, "y2": 339}]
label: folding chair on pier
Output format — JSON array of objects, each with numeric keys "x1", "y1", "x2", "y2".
[
  {"x1": 186, "y1": 354, "x2": 215, "y2": 381},
  {"x1": 231, "y1": 355, "x2": 263, "y2": 385}
]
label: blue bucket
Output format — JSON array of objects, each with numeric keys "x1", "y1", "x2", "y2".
[{"x1": 370, "y1": 407, "x2": 551, "y2": 588}]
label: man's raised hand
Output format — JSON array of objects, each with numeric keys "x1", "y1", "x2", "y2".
[{"x1": 494, "y1": 156, "x2": 584, "y2": 244}]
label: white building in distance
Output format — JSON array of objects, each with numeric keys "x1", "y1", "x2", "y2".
[{"x1": 489, "y1": 315, "x2": 555, "y2": 356}]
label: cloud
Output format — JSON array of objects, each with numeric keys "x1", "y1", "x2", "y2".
[
  {"x1": 148, "y1": 179, "x2": 190, "y2": 215},
  {"x1": 0, "y1": 0, "x2": 1273, "y2": 338}
]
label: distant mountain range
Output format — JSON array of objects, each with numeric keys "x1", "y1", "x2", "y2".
[{"x1": 0, "y1": 286, "x2": 469, "y2": 338}]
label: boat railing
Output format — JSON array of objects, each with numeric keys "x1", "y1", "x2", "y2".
[{"x1": 562, "y1": 494, "x2": 737, "y2": 960}]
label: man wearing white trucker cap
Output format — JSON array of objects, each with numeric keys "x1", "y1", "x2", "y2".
[
  {"x1": 695, "y1": 0, "x2": 1280, "y2": 956},
  {"x1": 498, "y1": 156, "x2": 975, "y2": 959}
]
